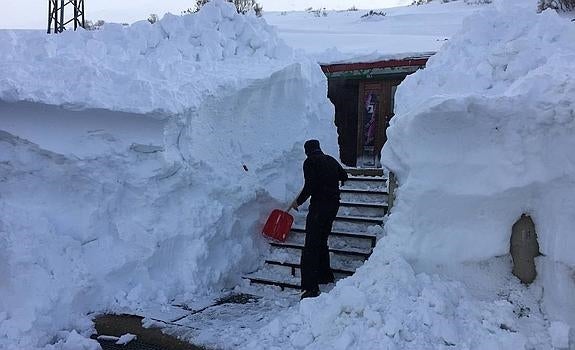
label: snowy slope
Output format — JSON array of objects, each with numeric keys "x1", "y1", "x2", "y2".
[{"x1": 265, "y1": 1, "x2": 483, "y2": 63}]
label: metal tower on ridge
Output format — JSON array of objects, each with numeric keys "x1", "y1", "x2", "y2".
[{"x1": 48, "y1": 0, "x2": 85, "y2": 34}]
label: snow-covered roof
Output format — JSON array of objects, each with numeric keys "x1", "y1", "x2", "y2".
[{"x1": 264, "y1": 1, "x2": 483, "y2": 64}]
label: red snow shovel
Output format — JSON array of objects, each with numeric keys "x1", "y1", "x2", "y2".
[
  {"x1": 262, "y1": 196, "x2": 299, "y2": 242},
  {"x1": 262, "y1": 209, "x2": 294, "y2": 242}
]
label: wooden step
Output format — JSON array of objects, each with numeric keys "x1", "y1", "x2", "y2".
[
  {"x1": 270, "y1": 242, "x2": 371, "y2": 258},
  {"x1": 264, "y1": 259, "x2": 355, "y2": 276},
  {"x1": 290, "y1": 226, "x2": 377, "y2": 247}
]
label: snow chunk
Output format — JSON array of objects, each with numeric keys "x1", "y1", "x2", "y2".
[
  {"x1": 116, "y1": 333, "x2": 137, "y2": 345},
  {"x1": 60, "y1": 331, "x2": 101, "y2": 350}
]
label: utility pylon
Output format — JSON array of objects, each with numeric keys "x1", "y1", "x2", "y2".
[{"x1": 47, "y1": 0, "x2": 85, "y2": 34}]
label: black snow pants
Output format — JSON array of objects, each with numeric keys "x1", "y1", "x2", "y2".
[{"x1": 300, "y1": 199, "x2": 339, "y2": 291}]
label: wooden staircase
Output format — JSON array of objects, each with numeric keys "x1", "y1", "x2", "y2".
[{"x1": 244, "y1": 168, "x2": 388, "y2": 291}]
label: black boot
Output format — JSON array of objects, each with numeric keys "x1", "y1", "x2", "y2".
[{"x1": 300, "y1": 289, "x2": 320, "y2": 300}]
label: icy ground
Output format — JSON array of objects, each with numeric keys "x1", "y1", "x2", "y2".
[
  {"x1": 130, "y1": 183, "x2": 556, "y2": 350},
  {"x1": 152, "y1": 254, "x2": 551, "y2": 350}
]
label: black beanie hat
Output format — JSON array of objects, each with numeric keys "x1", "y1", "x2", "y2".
[{"x1": 304, "y1": 139, "x2": 321, "y2": 156}]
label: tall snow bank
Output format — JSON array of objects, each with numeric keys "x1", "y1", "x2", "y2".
[
  {"x1": 0, "y1": 1, "x2": 336, "y2": 348},
  {"x1": 0, "y1": 0, "x2": 291, "y2": 114},
  {"x1": 382, "y1": 0, "x2": 575, "y2": 331}
]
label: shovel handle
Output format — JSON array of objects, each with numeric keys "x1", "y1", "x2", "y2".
[{"x1": 286, "y1": 190, "x2": 303, "y2": 212}]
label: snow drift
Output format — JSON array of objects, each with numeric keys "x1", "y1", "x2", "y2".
[
  {"x1": 244, "y1": 1, "x2": 573, "y2": 349},
  {"x1": 383, "y1": 0, "x2": 575, "y2": 339},
  {"x1": 0, "y1": 1, "x2": 337, "y2": 348}
]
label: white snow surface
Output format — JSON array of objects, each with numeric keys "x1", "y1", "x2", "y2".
[
  {"x1": 264, "y1": 0, "x2": 483, "y2": 64},
  {"x1": 0, "y1": 0, "x2": 337, "y2": 348}
]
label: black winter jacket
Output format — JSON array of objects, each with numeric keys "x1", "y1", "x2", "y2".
[{"x1": 296, "y1": 150, "x2": 348, "y2": 206}]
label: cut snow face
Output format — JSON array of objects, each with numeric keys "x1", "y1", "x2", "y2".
[{"x1": 0, "y1": 0, "x2": 337, "y2": 348}]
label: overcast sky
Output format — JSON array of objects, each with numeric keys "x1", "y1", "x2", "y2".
[{"x1": 1, "y1": 0, "x2": 410, "y2": 29}]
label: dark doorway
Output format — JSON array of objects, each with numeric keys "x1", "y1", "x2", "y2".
[
  {"x1": 329, "y1": 78, "x2": 359, "y2": 167},
  {"x1": 328, "y1": 77, "x2": 402, "y2": 168}
]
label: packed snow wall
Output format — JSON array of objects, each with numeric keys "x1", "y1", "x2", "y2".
[
  {"x1": 0, "y1": 1, "x2": 336, "y2": 348},
  {"x1": 382, "y1": 0, "x2": 575, "y2": 329}
]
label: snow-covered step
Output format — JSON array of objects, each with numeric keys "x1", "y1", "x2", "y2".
[
  {"x1": 343, "y1": 167, "x2": 384, "y2": 177},
  {"x1": 338, "y1": 203, "x2": 387, "y2": 217},
  {"x1": 286, "y1": 231, "x2": 373, "y2": 251},
  {"x1": 335, "y1": 214, "x2": 384, "y2": 225},
  {"x1": 264, "y1": 260, "x2": 355, "y2": 276},
  {"x1": 290, "y1": 226, "x2": 377, "y2": 244},
  {"x1": 294, "y1": 202, "x2": 387, "y2": 218},
  {"x1": 336, "y1": 219, "x2": 384, "y2": 233},
  {"x1": 339, "y1": 200, "x2": 388, "y2": 210},
  {"x1": 293, "y1": 211, "x2": 384, "y2": 224},
  {"x1": 340, "y1": 188, "x2": 389, "y2": 204},
  {"x1": 264, "y1": 266, "x2": 349, "y2": 281},
  {"x1": 244, "y1": 274, "x2": 301, "y2": 290},
  {"x1": 270, "y1": 242, "x2": 371, "y2": 259},
  {"x1": 244, "y1": 265, "x2": 350, "y2": 291},
  {"x1": 340, "y1": 191, "x2": 389, "y2": 204},
  {"x1": 340, "y1": 188, "x2": 388, "y2": 195},
  {"x1": 289, "y1": 227, "x2": 376, "y2": 250},
  {"x1": 268, "y1": 246, "x2": 366, "y2": 271},
  {"x1": 343, "y1": 177, "x2": 387, "y2": 190},
  {"x1": 346, "y1": 175, "x2": 386, "y2": 182}
]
